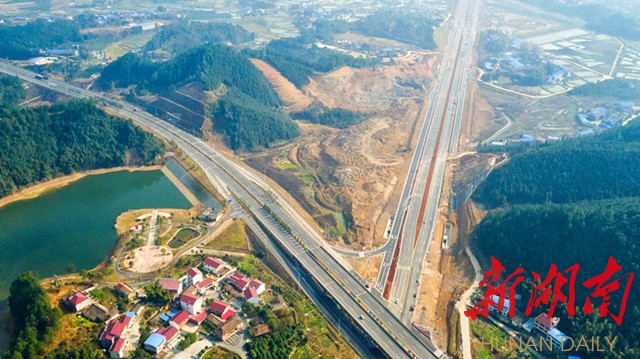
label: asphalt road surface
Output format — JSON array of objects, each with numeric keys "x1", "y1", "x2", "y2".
[{"x1": 376, "y1": 0, "x2": 480, "y2": 325}]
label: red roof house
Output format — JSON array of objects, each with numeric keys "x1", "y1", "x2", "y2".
[
  {"x1": 244, "y1": 287, "x2": 260, "y2": 305},
  {"x1": 203, "y1": 257, "x2": 223, "y2": 273},
  {"x1": 68, "y1": 292, "x2": 90, "y2": 312},
  {"x1": 189, "y1": 311, "x2": 208, "y2": 325},
  {"x1": 169, "y1": 310, "x2": 190, "y2": 328},
  {"x1": 229, "y1": 272, "x2": 251, "y2": 291}
]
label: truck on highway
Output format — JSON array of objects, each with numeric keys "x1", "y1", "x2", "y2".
[{"x1": 34, "y1": 74, "x2": 48, "y2": 80}]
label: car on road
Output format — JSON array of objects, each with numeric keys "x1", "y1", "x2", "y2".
[
  {"x1": 359, "y1": 315, "x2": 364, "y2": 320},
  {"x1": 410, "y1": 306, "x2": 415, "y2": 311},
  {"x1": 394, "y1": 299, "x2": 399, "y2": 304},
  {"x1": 413, "y1": 293, "x2": 417, "y2": 298}
]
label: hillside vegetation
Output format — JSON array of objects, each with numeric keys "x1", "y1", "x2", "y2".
[
  {"x1": 0, "y1": 19, "x2": 81, "y2": 59},
  {"x1": 474, "y1": 199, "x2": 640, "y2": 358},
  {"x1": 473, "y1": 120, "x2": 640, "y2": 208},
  {"x1": 0, "y1": 99, "x2": 164, "y2": 197},
  {"x1": 352, "y1": 9, "x2": 438, "y2": 50},
  {"x1": 98, "y1": 44, "x2": 299, "y2": 151},
  {"x1": 144, "y1": 21, "x2": 256, "y2": 55},
  {"x1": 570, "y1": 78, "x2": 640, "y2": 100},
  {"x1": 472, "y1": 120, "x2": 640, "y2": 358},
  {"x1": 252, "y1": 36, "x2": 375, "y2": 88},
  {"x1": 3, "y1": 272, "x2": 62, "y2": 359}
]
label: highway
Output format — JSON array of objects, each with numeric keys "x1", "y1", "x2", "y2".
[
  {"x1": 0, "y1": 62, "x2": 443, "y2": 358},
  {"x1": 375, "y1": 0, "x2": 479, "y2": 324}
]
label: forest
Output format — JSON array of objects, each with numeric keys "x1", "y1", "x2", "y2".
[
  {"x1": 471, "y1": 118, "x2": 640, "y2": 358},
  {"x1": 143, "y1": 21, "x2": 256, "y2": 56},
  {"x1": 3, "y1": 272, "x2": 63, "y2": 359},
  {"x1": 0, "y1": 99, "x2": 164, "y2": 198},
  {"x1": 351, "y1": 9, "x2": 438, "y2": 50},
  {"x1": 570, "y1": 78, "x2": 640, "y2": 100},
  {"x1": 98, "y1": 44, "x2": 299, "y2": 150},
  {"x1": 473, "y1": 199, "x2": 640, "y2": 358},
  {"x1": 472, "y1": 120, "x2": 640, "y2": 208},
  {"x1": 0, "y1": 19, "x2": 81, "y2": 60},
  {"x1": 291, "y1": 105, "x2": 366, "y2": 129}
]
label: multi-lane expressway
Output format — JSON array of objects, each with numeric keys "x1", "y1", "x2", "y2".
[
  {"x1": 0, "y1": 61, "x2": 443, "y2": 358},
  {"x1": 375, "y1": 0, "x2": 480, "y2": 324}
]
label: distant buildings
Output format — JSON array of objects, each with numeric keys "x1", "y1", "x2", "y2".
[{"x1": 134, "y1": 22, "x2": 156, "y2": 31}]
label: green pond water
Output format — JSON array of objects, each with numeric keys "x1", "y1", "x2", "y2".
[{"x1": 0, "y1": 170, "x2": 191, "y2": 298}]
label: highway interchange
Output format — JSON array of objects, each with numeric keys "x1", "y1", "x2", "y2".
[{"x1": 0, "y1": 1, "x2": 480, "y2": 355}]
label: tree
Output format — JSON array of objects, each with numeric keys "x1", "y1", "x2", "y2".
[
  {"x1": 4, "y1": 272, "x2": 62, "y2": 359},
  {"x1": 144, "y1": 281, "x2": 173, "y2": 305}
]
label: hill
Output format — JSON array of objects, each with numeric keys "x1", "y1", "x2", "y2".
[
  {"x1": 472, "y1": 120, "x2": 640, "y2": 208},
  {"x1": 98, "y1": 44, "x2": 299, "y2": 151},
  {"x1": 0, "y1": 19, "x2": 81, "y2": 60},
  {"x1": 0, "y1": 99, "x2": 164, "y2": 197},
  {"x1": 471, "y1": 120, "x2": 640, "y2": 358},
  {"x1": 143, "y1": 21, "x2": 256, "y2": 56},
  {"x1": 473, "y1": 199, "x2": 640, "y2": 358},
  {"x1": 252, "y1": 36, "x2": 376, "y2": 89},
  {"x1": 351, "y1": 9, "x2": 438, "y2": 50},
  {"x1": 570, "y1": 78, "x2": 640, "y2": 101}
]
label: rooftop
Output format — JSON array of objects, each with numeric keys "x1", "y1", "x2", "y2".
[
  {"x1": 159, "y1": 278, "x2": 182, "y2": 291},
  {"x1": 144, "y1": 333, "x2": 165, "y2": 348},
  {"x1": 204, "y1": 257, "x2": 223, "y2": 269},
  {"x1": 170, "y1": 310, "x2": 190, "y2": 326},
  {"x1": 69, "y1": 292, "x2": 88, "y2": 305},
  {"x1": 180, "y1": 293, "x2": 201, "y2": 305}
]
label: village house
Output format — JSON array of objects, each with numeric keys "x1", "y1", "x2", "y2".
[
  {"x1": 202, "y1": 257, "x2": 225, "y2": 274},
  {"x1": 244, "y1": 287, "x2": 261, "y2": 305},
  {"x1": 215, "y1": 317, "x2": 242, "y2": 341},
  {"x1": 186, "y1": 267, "x2": 203, "y2": 286},
  {"x1": 180, "y1": 292, "x2": 202, "y2": 314},
  {"x1": 159, "y1": 278, "x2": 183, "y2": 299},
  {"x1": 99, "y1": 314, "x2": 133, "y2": 350},
  {"x1": 228, "y1": 272, "x2": 251, "y2": 291},
  {"x1": 115, "y1": 282, "x2": 137, "y2": 300},
  {"x1": 109, "y1": 337, "x2": 126, "y2": 359},
  {"x1": 169, "y1": 310, "x2": 190, "y2": 329},
  {"x1": 534, "y1": 313, "x2": 559, "y2": 333},
  {"x1": 83, "y1": 302, "x2": 113, "y2": 322},
  {"x1": 67, "y1": 292, "x2": 90, "y2": 312},
  {"x1": 144, "y1": 326, "x2": 180, "y2": 353},
  {"x1": 209, "y1": 300, "x2": 235, "y2": 321},
  {"x1": 249, "y1": 279, "x2": 266, "y2": 295},
  {"x1": 195, "y1": 277, "x2": 214, "y2": 294}
]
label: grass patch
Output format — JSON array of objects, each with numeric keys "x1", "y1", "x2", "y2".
[
  {"x1": 204, "y1": 219, "x2": 249, "y2": 252},
  {"x1": 273, "y1": 160, "x2": 297, "y2": 170},
  {"x1": 470, "y1": 317, "x2": 533, "y2": 359},
  {"x1": 202, "y1": 346, "x2": 241, "y2": 359},
  {"x1": 168, "y1": 228, "x2": 200, "y2": 248}
]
